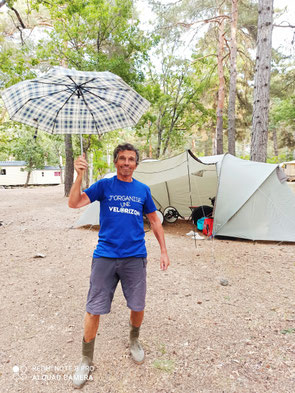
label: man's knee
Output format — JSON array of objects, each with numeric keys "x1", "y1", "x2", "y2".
[{"x1": 85, "y1": 312, "x2": 100, "y2": 321}]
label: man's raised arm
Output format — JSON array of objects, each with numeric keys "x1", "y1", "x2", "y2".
[{"x1": 68, "y1": 155, "x2": 91, "y2": 209}]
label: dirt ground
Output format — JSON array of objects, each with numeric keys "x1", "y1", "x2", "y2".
[{"x1": 1, "y1": 185, "x2": 295, "y2": 393}]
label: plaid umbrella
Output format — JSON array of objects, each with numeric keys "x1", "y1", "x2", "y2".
[{"x1": 1, "y1": 66, "x2": 150, "y2": 150}]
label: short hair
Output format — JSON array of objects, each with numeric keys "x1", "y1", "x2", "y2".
[{"x1": 113, "y1": 143, "x2": 140, "y2": 165}]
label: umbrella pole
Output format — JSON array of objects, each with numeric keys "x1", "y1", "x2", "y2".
[{"x1": 80, "y1": 134, "x2": 83, "y2": 155}]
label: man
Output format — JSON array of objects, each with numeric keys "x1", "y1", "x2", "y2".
[{"x1": 68, "y1": 143, "x2": 170, "y2": 388}]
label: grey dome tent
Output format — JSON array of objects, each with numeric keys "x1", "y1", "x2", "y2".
[{"x1": 75, "y1": 151, "x2": 295, "y2": 242}]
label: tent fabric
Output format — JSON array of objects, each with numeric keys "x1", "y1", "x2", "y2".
[
  {"x1": 215, "y1": 174, "x2": 295, "y2": 241},
  {"x1": 213, "y1": 154, "x2": 295, "y2": 241},
  {"x1": 213, "y1": 154, "x2": 276, "y2": 231},
  {"x1": 76, "y1": 151, "x2": 295, "y2": 242},
  {"x1": 134, "y1": 151, "x2": 218, "y2": 217},
  {"x1": 74, "y1": 172, "x2": 116, "y2": 227},
  {"x1": 75, "y1": 200, "x2": 100, "y2": 226}
]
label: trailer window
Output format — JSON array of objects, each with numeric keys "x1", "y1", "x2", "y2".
[{"x1": 0, "y1": 169, "x2": 6, "y2": 175}]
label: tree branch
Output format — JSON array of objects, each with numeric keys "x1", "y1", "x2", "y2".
[
  {"x1": 17, "y1": 26, "x2": 24, "y2": 45},
  {"x1": 11, "y1": 7, "x2": 26, "y2": 29},
  {"x1": 176, "y1": 14, "x2": 230, "y2": 29},
  {"x1": 273, "y1": 22, "x2": 295, "y2": 29},
  {"x1": 237, "y1": 48, "x2": 253, "y2": 63},
  {"x1": 192, "y1": 53, "x2": 218, "y2": 63},
  {"x1": 222, "y1": 53, "x2": 230, "y2": 62}
]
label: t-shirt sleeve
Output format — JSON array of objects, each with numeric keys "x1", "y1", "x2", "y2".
[
  {"x1": 84, "y1": 180, "x2": 104, "y2": 203},
  {"x1": 143, "y1": 186, "x2": 157, "y2": 214}
]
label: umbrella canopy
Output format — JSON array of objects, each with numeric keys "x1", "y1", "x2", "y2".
[{"x1": 1, "y1": 67, "x2": 150, "y2": 136}]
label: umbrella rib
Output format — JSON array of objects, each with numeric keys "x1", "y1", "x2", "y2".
[
  {"x1": 33, "y1": 80, "x2": 78, "y2": 88},
  {"x1": 50, "y1": 76, "x2": 101, "y2": 134},
  {"x1": 77, "y1": 88, "x2": 102, "y2": 136},
  {"x1": 83, "y1": 86, "x2": 129, "y2": 91},
  {"x1": 67, "y1": 76, "x2": 97, "y2": 88},
  {"x1": 80, "y1": 88, "x2": 137, "y2": 124},
  {"x1": 34, "y1": 80, "x2": 129, "y2": 92},
  {"x1": 10, "y1": 88, "x2": 74, "y2": 118},
  {"x1": 50, "y1": 90, "x2": 78, "y2": 134},
  {"x1": 66, "y1": 75, "x2": 127, "y2": 91}
]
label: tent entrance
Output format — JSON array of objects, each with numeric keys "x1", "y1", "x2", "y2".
[{"x1": 134, "y1": 150, "x2": 219, "y2": 218}]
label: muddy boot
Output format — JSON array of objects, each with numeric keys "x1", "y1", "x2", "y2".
[
  {"x1": 129, "y1": 322, "x2": 145, "y2": 364},
  {"x1": 72, "y1": 337, "x2": 95, "y2": 389}
]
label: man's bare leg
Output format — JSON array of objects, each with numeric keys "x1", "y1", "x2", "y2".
[
  {"x1": 130, "y1": 310, "x2": 144, "y2": 327},
  {"x1": 84, "y1": 312, "x2": 100, "y2": 342}
]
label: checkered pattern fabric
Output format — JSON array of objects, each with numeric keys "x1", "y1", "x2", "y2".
[{"x1": 1, "y1": 67, "x2": 150, "y2": 135}]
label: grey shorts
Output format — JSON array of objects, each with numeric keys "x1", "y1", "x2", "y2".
[{"x1": 86, "y1": 257, "x2": 147, "y2": 315}]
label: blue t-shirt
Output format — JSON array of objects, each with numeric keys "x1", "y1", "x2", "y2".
[{"x1": 84, "y1": 176, "x2": 157, "y2": 258}]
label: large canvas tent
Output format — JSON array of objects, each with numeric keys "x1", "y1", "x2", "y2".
[{"x1": 76, "y1": 151, "x2": 295, "y2": 242}]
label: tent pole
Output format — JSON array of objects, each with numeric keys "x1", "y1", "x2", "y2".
[
  {"x1": 186, "y1": 150, "x2": 197, "y2": 247},
  {"x1": 165, "y1": 182, "x2": 171, "y2": 206},
  {"x1": 186, "y1": 150, "x2": 193, "y2": 208}
]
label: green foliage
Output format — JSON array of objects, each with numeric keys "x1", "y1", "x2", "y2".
[
  {"x1": 266, "y1": 153, "x2": 293, "y2": 164},
  {"x1": 32, "y1": 0, "x2": 152, "y2": 85},
  {"x1": 270, "y1": 95, "x2": 295, "y2": 151},
  {"x1": 0, "y1": 0, "x2": 155, "y2": 174},
  {"x1": 0, "y1": 44, "x2": 37, "y2": 88},
  {"x1": 239, "y1": 154, "x2": 250, "y2": 160},
  {"x1": 0, "y1": 1, "x2": 42, "y2": 87},
  {"x1": 12, "y1": 129, "x2": 46, "y2": 172},
  {"x1": 92, "y1": 150, "x2": 109, "y2": 180},
  {"x1": 0, "y1": 117, "x2": 64, "y2": 164},
  {"x1": 281, "y1": 328, "x2": 295, "y2": 335},
  {"x1": 140, "y1": 55, "x2": 216, "y2": 157},
  {"x1": 0, "y1": 0, "x2": 294, "y2": 165},
  {"x1": 271, "y1": 97, "x2": 295, "y2": 126},
  {"x1": 152, "y1": 359, "x2": 175, "y2": 372}
]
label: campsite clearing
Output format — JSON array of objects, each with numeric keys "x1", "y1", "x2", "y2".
[{"x1": 1, "y1": 185, "x2": 295, "y2": 393}]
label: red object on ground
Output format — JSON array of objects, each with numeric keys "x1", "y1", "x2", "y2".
[{"x1": 203, "y1": 218, "x2": 214, "y2": 236}]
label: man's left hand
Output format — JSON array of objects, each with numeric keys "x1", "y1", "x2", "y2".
[{"x1": 160, "y1": 252, "x2": 170, "y2": 271}]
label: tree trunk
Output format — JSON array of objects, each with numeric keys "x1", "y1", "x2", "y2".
[
  {"x1": 59, "y1": 155, "x2": 63, "y2": 184},
  {"x1": 204, "y1": 136, "x2": 211, "y2": 156},
  {"x1": 24, "y1": 170, "x2": 32, "y2": 187},
  {"x1": 24, "y1": 157, "x2": 33, "y2": 187},
  {"x1": 64, "y1": 134, "x2": 74, "y2": 197},
  {"x1": 59, "y1": 165, "x2": 63, "y2": 184},
  {"x1": 156, "y1": 127, "x2": 163, "y2": 159},
  {"x1": 250, "y1": 0, "x2": 274, "y2": 162},
  {"x1": 214, "y1": 18, "x2": 225, "y2": 155},
  {"x1": 227, "y1": 0, "x2": 238, "y2": 156},
  {"x1": 272, "y1": 129, "x2": 278, "y2": 157},
  {"x1": 162, "y1": 120, "x2": 178, "y2": 156}
]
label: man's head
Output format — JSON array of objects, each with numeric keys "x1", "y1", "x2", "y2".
[
  {"x1": 113, "y1": 143, "x2": 139, "y2": 166},
  {"x1": 113, "y1": 143, "x2": 139, "y2": 181}
]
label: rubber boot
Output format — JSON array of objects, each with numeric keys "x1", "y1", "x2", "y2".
[
  {"x1": 129, "y1": 322, "x2": 145, "y2": 364},
  {"x1": 72, "y1": 337, "x2": 95, "y2": 389}
]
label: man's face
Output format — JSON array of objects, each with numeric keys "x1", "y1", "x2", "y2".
[{"x1": 115, "y1": 150, "x2": 137, "y2": 179}]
